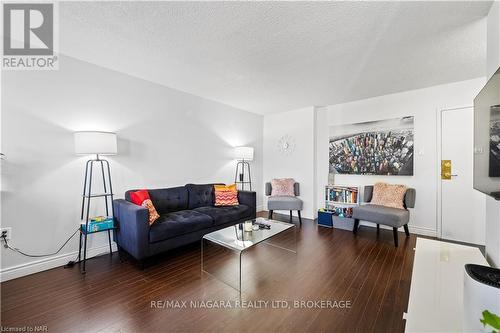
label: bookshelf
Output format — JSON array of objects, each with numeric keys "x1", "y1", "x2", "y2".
[{"x1": 318, "y1": 185, "x2": 360, "y2": 229}]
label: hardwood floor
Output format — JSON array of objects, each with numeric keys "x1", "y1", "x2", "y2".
[{"x1": 1, "y1": 213, "x2": 416, "y2": 333}]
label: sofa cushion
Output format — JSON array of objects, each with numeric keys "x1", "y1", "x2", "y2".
[
  {"x1": 352, "y1": 204, "x2": 409, "y2": 228},
  {"x1": 149, "y1": 210, "x2": 214, "y2": 243},
  {"x1": 193, "y1": 205, "x2": 252, "y2": 225},
  {"x1": 186, "y1": 184, "x2": 217, "y2": 209},
  {"x1": 135, "y1": 187, "x2": 188, "y2": 215}
]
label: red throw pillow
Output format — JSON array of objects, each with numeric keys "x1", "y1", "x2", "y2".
[
  {"x1": 129, "y1": 190, "x2": 159, "y2": 225},
  {"x1": 130, "y1": 190, "x2": 150, "y2": 206}
]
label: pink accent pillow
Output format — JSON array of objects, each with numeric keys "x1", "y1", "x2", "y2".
[
  {"x1": 271, "y1": 178, "x2": 295, "y2": 197},
  {"x1": 371, "y1": 182, "x2": 407, "y2": 209}
]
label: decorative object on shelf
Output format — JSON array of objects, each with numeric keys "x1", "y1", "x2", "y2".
[
  {"x1": 74, "y1": 131, "x2": 117, "y2": 273},
  {"x1": 329, "y1": 116, "x2": 414, "y2": 175},
  {"x1": 319, "y1": 185, "x2": 360, "y2": 230},
  {"x1": 277, "y1": 134, "x2": 295, "y2": 155},
  {"x1": 234, "y1": 146, "x2": 253, "y2": 190}
]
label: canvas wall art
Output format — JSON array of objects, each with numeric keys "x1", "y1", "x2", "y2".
[
  {"x1": 490, "y1": 105, "x2": 500, "y2": 177},
  {"x1": 329, "y1": 116, "x2": 414, "y2": 176}
]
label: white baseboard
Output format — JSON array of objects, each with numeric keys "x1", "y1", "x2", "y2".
[
  {"x1": 0, "y1": 243, "x2": 118, "y2": 282},
  {"x1": 359, "y1": 221, "x2": 437, "y2": 237},
  {"x1": 408, "y1": 225, "x2": 437, "y2": 237},
  {"x1": 256, "y1": 205, "x2": 264, "y2": 212}
]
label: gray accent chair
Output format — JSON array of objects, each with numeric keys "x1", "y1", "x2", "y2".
[
  {"x1": 265, "y1": 182, "x2": 302, "y2": 225},
  {"x1": 352, "y1": 185, "x2": 416, "y2": 247}
]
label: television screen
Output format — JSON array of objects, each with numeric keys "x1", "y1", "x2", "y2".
[{"x1": 474, "y1": 67, "x2": 500, "y2": 200}]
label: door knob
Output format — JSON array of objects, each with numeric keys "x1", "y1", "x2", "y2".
[{"x1": 441, "y1": 160, "x2": 452, "y2": 180}]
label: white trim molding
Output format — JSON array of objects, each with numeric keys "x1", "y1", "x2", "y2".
[
  {"x1": 0, "y1": 243, "x2": 118, "y2": 282},
  {"x1": 359, "y1": 221, "x2": 437, "y2": 238}
]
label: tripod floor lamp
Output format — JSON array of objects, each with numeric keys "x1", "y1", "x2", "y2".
[
  {"x1": 234, "y1": 146, "x2": 253, "y2": 191},
  {"x1": 74, "y1": 131, "x2": 117, "y2": 273}
]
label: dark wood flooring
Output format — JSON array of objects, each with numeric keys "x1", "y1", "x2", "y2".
[{"x1": 1, "y1": 213, "x2": 416, "y2": 333}]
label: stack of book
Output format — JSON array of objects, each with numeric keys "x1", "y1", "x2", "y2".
[{"x1": 81, "y1": 216, "x2": 114, "y2": 233}]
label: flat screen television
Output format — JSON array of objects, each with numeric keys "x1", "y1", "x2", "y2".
[{"x1": 474, "y1": 67, "x2": 500, "y2": 200}]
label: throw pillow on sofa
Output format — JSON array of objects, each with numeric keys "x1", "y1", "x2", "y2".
[
  {"x1": 214, "y1": 184, "x2": 239, "y2": 206},
  {"x1": 271, "y1": 178, "x2": 295, "y2": 196},
  {"x1": 130, "y1": 190, "x2": 160, "y2": 225},
  {"x1": 370, "y1": 182, "x2": 407, "y2": 209}
]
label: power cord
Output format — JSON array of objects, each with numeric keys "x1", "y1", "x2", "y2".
[
  {"x1": 1, "y1": 228, "x2": 79, "y2": 258},
  {"x1": 1, "y1": 229, "x2": 117, "y2": 269}
]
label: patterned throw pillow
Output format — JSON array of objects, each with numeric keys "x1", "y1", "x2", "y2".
[
  {"x1": 271, "y1": 178, "x2": 295, "y2": 197},
  {"x1": 130, "y1": 190, "x2": 160, "y2": 225},
  {"x1": 141, "y1": 199, "x2": 160, "y2": 225},
  {"x1": 214, "y1": 184, "x2": 239, "y2": 206},
  {"x1": 370, "y1": 182, "x2": 407, "y2": 209}
]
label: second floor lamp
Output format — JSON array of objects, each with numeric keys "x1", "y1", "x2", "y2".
[{"x1": 234, "y1": 146, "x2": 253, "y2": 191}]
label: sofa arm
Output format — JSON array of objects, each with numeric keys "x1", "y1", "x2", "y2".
[
  {"x1": 113, "y1": 199, "x2": 150, "y2": 260},
  {"x1": 238, "y1": 191, "x2": 256, "y2": 213}
]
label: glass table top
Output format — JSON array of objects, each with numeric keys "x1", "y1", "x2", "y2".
[{"x1": 202, "y1": 217, "x2": 294, "y2": 252}]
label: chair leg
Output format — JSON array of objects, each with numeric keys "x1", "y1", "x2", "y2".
[
  {"x1": 393, "y1": 227, "x2": 399, "y2": 247},
  {"x1": 297, "y1": 210, "x2": 302, "y2": 226},
  {"x1": 289, "y1": 210, "x2": 293, "y2": 224},
  {"x1": 353, "y1": 219, "x2": 360, "y2": 234},
  {"x1": 404, "y1": 224, "x2": 410, "y2": 237},
  {"x1": 268, "y1": 210, "x2": 273, "y2": 219},
  {"x1": 377, "y1": 224, "x2": 380, "y2": 231}
]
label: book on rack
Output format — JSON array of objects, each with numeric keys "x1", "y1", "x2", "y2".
[{"x1": 325, "y1": 186, "x2": 358, "y2": 204}]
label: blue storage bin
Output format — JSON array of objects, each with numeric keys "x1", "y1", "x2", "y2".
[{"x1": 317, "y1": 210, "x2": 333, "y2": 228}]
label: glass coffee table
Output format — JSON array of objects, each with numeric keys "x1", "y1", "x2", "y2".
[{"x1": 201, "y1": 217, "x2": 296, "y2": 295}]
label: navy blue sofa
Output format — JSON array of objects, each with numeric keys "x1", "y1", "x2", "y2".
[{"x1": 112, "y1": 184, "x2": 256, "y2": 264}]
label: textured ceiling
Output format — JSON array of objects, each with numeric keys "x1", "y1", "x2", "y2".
[{"x1": 60, "y1": 1, "x2": 492, "y2": 114}]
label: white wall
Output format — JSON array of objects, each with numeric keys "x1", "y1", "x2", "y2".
[
  {"x1": 263, "y1": 107, "x2": 316, "y2": 219},
  {"x1": 0, "y1": 55, "x2": 263, "y2": 281},
  {"x1": 316, "y1": 78, "x2": 486, "y2": 237},
  {"x1": 485, "y1": 0, "x2": 500, "y2": 267},
  {"x1": 487, "y1": 0, "x2": 500, "y2": 79}
]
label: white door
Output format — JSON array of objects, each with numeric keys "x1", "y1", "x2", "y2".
[{"x1": 440, "y1": 107, "x2": 485, "y2": 245}]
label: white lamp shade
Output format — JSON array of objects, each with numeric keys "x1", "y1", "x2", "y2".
[
  {"x1": 234, "y1": 146, "x2": 254, "y2": 161},
  {"x1": 74, "y1": 131, "x2": 117, "y2": 155}
]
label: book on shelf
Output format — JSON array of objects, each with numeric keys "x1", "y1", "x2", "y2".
[
  {"x1": 82, "y1": 217, "x2": 114, "y2": 233},
  {"x1": 325, "y1": 186, "x2": 358, "y2": 204}
]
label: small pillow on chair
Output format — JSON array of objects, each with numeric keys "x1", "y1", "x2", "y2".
[
  {"x1": 370, "y1": 182, "x2": 407, "y2": 209},
  {"x1": 271, "y1": 178, "x2": 295, "y2": 197},
  {"x1": 129, "y1": 190, "x2": 160, "y2": 225},
  {"x1": 214, "y1": 184, "x2": 239, "y2": 206}
]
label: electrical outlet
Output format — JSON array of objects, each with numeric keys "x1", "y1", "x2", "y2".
[{"x1": 1, "y1": 227, "x2": 12, "y2": 240}]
